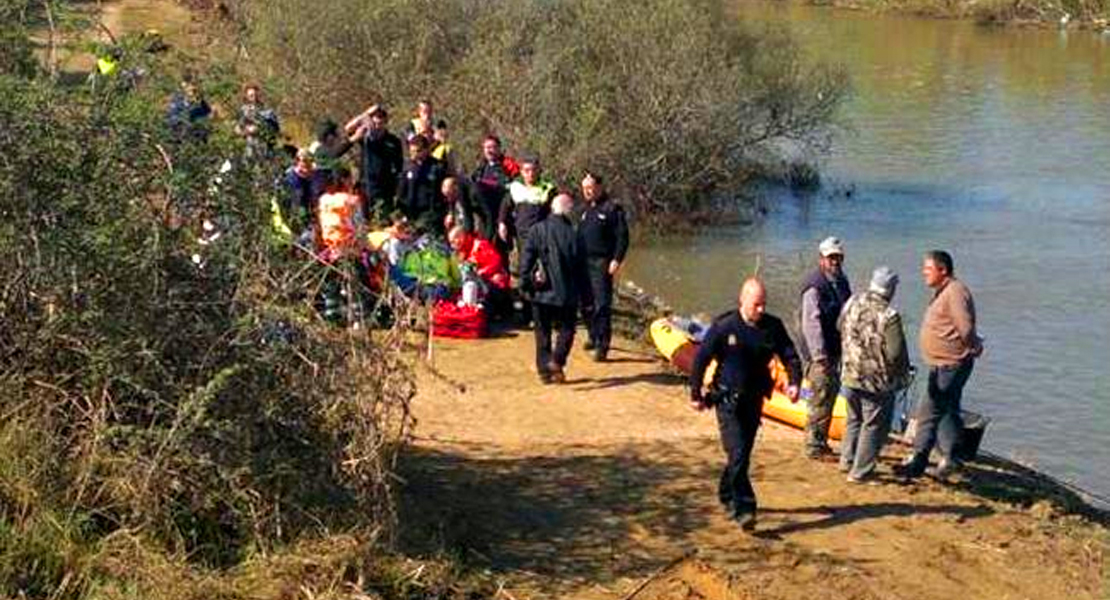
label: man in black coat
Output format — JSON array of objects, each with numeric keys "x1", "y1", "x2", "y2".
[
  {"x1": 397, "y1": 134, "x2": 447, "y2": 235},
  {"x1": 577, "y1": 172, "x2": 629, "y2": 361},
  {"x1": 519, "y1": 193, "x2": 591, "y2": 384},
  {"x1": 346, "y1": 104, "x2": 404, "y2": 223},
  {"x1": 470, "y1": 134, "x2": 519, "y2": 265}
]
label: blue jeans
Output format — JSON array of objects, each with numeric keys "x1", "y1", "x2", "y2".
[
  {"x1": 907, "y1": 358, "x2": 975, "y2": 474},
  {"x1": 839, "y1": 388, "x2": 895, "y2": 479}
]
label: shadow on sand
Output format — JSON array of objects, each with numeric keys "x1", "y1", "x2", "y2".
[
  {"x1": 397, "y1": 441, "x2": 718, "y2": 591},
  {"x1": 571, "y1": 370, "x2": 687, "y2": 391},
  {"x1": 754, "y1": 502, "x2": 994, "y2": 539},
  {"x1": 394, "y1": 439, "x2": 1016, "y2": 593}
]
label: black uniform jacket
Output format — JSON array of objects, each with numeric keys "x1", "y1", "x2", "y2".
[
  {"x1": 690, "y1": 310, "x2": 802, "y2": 406},
  {"x1": 579, "y1": 194, "x2": 629, "y2": 262}
]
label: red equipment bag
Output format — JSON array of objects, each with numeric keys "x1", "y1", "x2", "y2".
[{"x1": 432, "y1": 301, "x2": 488, "y2": 339}]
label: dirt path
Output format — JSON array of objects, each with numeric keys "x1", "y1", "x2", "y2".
[
  {"x1": 400, "y1": 329, "x2": 1107, "y2": 600},
  {"x1": 45, "y1": 0, "x2": 196, "y2": 76}
]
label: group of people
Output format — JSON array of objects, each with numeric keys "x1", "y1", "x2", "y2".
[
  {"x1": 690, "y1": 239, "x2": 983, "y2": 531},
  {"x1": 167, "y1": 83, "x2": 986, "y2": 534},
  {"x1": 170, "y1": 84, "x2": 631, "y2": 379}
]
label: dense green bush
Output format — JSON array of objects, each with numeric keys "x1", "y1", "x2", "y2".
[
  {"x1": 233, "y1": 0, "x2": 848, "y2": 223},
  {"x1": 1, "y1": 0, "x2": 40, "y2": 77},
  {"x1": 0, "y1": 33, "x2": 416, "y2": 597}
]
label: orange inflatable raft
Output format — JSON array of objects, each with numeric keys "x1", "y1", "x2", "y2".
[{"x1": 650, "y1": 316, "x2": 847, "y2": 440}]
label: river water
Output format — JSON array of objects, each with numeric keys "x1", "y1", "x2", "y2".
[{"x1": 624, "y1": 3, "x2": 1110, "y2": 503}]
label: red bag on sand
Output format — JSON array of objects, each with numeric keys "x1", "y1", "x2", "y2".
[{"x1": 432, "y1": 301, "x2": 488, "y2": 339}]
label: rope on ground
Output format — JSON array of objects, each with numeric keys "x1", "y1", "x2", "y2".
[{"x1": 620, "y1": 548, "x2": 698, "y2": 600}]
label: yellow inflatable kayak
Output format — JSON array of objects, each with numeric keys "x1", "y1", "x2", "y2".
[{"x1": 650, "y1": 316, "x2": 847, "y2": 440}]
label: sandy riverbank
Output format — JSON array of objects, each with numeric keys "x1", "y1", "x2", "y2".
[{"x1": 400, "y1": 327, "x2": 1107, "y2": 599}]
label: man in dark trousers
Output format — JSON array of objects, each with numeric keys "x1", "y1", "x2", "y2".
[
  {"x1": 500, "y1": 155, "x2": 555, "y2": 326},
  {"x1": 799, "y1": 236, "x2": 851, "y2": 459},
  {"x1": 345, "y1": 104, "x2": 403, "y2": 223},
  {"x1": 519, "y1": 193, "x2": 591, "y2": 384},
  {"x1": 577, "y1": 172, "x2": 629, "y2": 362},
  {"x1": 899, "y1": 250, "x2": 983, "y2": 480},
  {"x1": 690, "y1": 278, "x2": 801, "y2": 531}
]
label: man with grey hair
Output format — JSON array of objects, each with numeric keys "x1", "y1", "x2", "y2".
[
  {"x1": 519, "y1": 193, "x2": 590, "y2": 383},
  {"x1": 837, "y1": 266, "x2": 912, "y2": 483},
  {"x1": 799, "y1": 236, "x2": 852, "y2": 459}
]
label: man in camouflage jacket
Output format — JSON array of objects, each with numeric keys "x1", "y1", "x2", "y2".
[{"x1": 837, "y1": 266, "x2": 912, "y2": 483}]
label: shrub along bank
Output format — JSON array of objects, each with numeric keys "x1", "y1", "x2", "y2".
[
  {"x1": 1, "y1": 0, "x2": 846, "y2": 596},
  {"x1": 228, "y1": 0, "x2": 849, "y2": 224},
  {"x1": 0, "y1": 17, "x2": 444, "y2": 598}
]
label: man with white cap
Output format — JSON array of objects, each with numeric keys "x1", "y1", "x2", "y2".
[
  {"x1": 799, "y1": 236, "x2": 852, "y2": 459},
  {"x1": 837, "y1": 266, "x2": 912, "y2": 482}
]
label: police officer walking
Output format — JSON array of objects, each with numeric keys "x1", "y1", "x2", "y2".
[
  {"x1": 799, "y1": 236, "x2": 851, "y2": 459},
  {"x1": 577, "y1": 172, "x2": 629, "y2": 362},
  {"x1": 690, "y1": 278, "x2": 801, "y2": 531}
]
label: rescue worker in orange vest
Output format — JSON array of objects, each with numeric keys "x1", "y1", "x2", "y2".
[{"x1": 316, "y1": 166, "x2": 371, "y2": 324}]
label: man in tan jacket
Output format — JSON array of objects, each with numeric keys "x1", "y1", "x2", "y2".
[{"x1": 900, "y1": 250, "x2": 983, "y2": 480}]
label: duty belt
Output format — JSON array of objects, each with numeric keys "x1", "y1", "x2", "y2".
[{"x1": 706, "y1": 387, "x2": 746, "y2": 407}]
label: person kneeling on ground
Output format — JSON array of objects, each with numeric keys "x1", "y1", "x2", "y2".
[
  {"x1": 519, "y1": 193, "x2": 590, "y2": 384},
  {"x1": 449, "y1": 225, "x2": 510, "y2": 318},
  {"x1": 441, "y1": 177, "x2": 475, "y2": 233},
  {"x1": 690, "y1": 278, "x2": 801, "y2": 532},
  {"x1": 837, "y1": 266, "x2": 912, "y2": 484}
]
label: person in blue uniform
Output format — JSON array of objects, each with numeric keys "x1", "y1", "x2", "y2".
[{"x1": 690, "y1": 278, "x2": 802, "y2": 531}]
